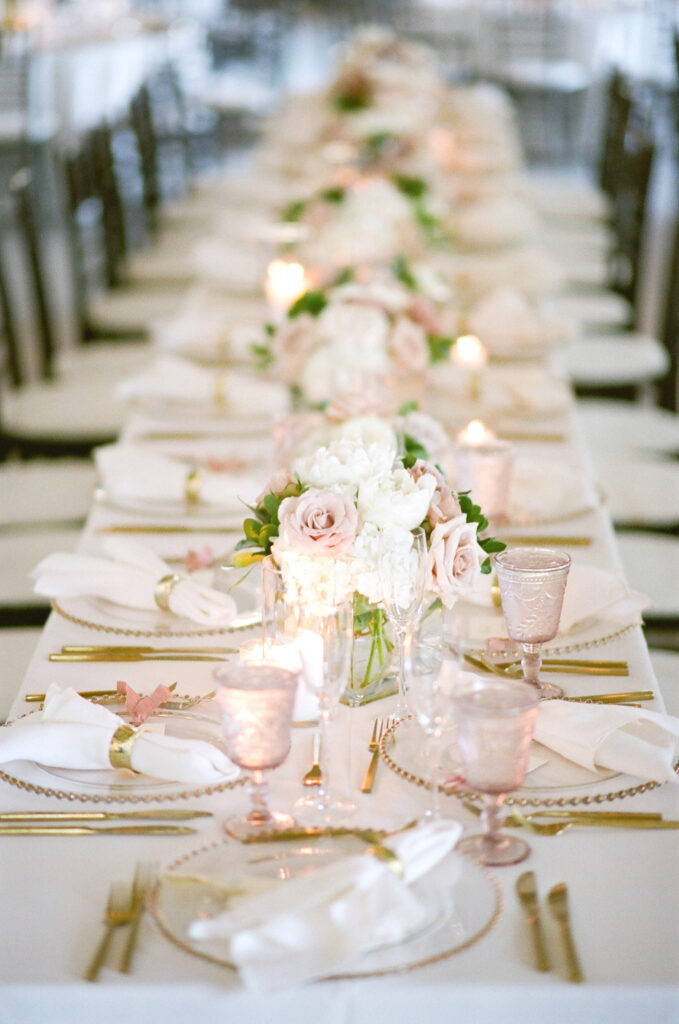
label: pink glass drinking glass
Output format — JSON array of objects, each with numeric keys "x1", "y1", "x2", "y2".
[
  {"x1": 494, "y1": 547, "x2": 571, "y2": 700},
  {"x1": 215, "y1": 662, "x2": 299, "y2": 840},
  {"x1": 453, "y1": 677, "x2": 539, "y2": 866}
]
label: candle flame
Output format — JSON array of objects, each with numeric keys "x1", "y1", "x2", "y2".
[
  {"x1": 452, "y1": 334, "x2": 488, "y2": 367},
  {"x1": 265, "y1": 260, "x2": 307, "y2": 312},
  {"x1": 459, "y1": 419, "x2": 495, "y2": 445}
]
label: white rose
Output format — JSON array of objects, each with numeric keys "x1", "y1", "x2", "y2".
[
  {"x1": 271, "y1": 540, "x2": 355, "y2": 609},
  {"x1": 331, "y1": 415, "x2": 398, "y2": 455},
  {"x1": 428, "y1": 515, "x2": 483, "y2": 607},
  {"x1": 318, "y1": 299, "x2": 390, "y2": 351},
  {"x1": 350, "y1": 521, "x2": 415, "y2": 606},
  {"x1": 293, "y1": 439, "x2": 395, "y2": 495},
  {"x1": 358, "y1": 466, "x2": 436, "y2": 530},
  {"x1": 398, "y1": 411, "x2": 448, "y2": 460},
  {"x1": 331, "y1": 281, "x2": 410, "y2": 314}
]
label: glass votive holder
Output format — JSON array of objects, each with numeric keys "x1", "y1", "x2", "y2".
[
  {"x1": 451, "y1": 439, "x2": 515, "y2": 523},
  {"x1": 237, "y1": 636, "x2": 320, "y2": 724}
]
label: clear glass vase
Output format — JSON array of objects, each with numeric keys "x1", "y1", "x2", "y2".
[{"x1": 343, "y1": 602, "x2": 396, "y2": 707}]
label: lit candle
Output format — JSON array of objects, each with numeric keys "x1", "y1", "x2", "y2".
[
  {"x1": 265, "y1": 259, "x2": 308, "y2": 317},
  {"x1": 457, "y1": 419, "x2": 496, "y2": 446},
  {"x1": 451, "y1": 334, "x2": 488, "y2": 401},
  {"x1": 238, "y1": 636, "x2": 321, "y2": 721}
]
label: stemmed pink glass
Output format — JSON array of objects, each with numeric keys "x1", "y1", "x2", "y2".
[
  {"x1": 454, "y1": 677, "x2": 539, "y2": 866},
  {"x1": 215, "y1": 663, "x2": 299, "y2": 840},
  {"x1": 494, "y1": 547, "x2": 571, "y2": 700}
]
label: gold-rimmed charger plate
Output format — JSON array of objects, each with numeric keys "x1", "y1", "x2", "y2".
[
  {"x1": 149, "y1": 832, "x2": 502, "y2": 979},
  {"x1": 0, "y1": 706, "x2": 246, "y2": 805},
  {"x1": 380, "y1": 717, "x2": 674, "y2": 809},
  {"x1": 51, "y1": 596, "x2": 260, "y2": 638},
  {"x1": 95, "y1": 487, "x2": 251, "y2": 524}
]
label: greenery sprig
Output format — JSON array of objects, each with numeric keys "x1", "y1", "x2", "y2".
[{"x1": 232, "y1": 479, "x2": 306, "y2": 568}]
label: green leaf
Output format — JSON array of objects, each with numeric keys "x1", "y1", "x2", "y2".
[
  {"x1": 398, "y1": 399, "x2": 419, "y2": 416},
  {"x1": 261, "y1": 492, "x2": 282, "y2": 524},
  {"x1": 287, "y1": 289, "x2": 328, "y2": 319},
  {"x1": 250, "y1": 342, "x2": 274, "y2": 371},
  {"x1": 391, "y1": 255, "x2": 418, "y2": 291},
  {"x1": 481, "y1": 538, "x2": 506, "y2": 553},
  {"x1": 234, "y1": 537, "x2": 258, "y2": 551},
  {"x1": 243, "y1": 518, "x2": 262, "y2": 542},
  {"x1": 402, "y1": 433, "x2": 429, "y2": 462},
  {"x1": 392, "y1": 173, "x2": 428, "y2": 199},
  {"x1": 427, "y1": 334, "x2": 454, "y2": 363},
  {"x1": 332, "y1": 93, "x2": 369, "y2": 112},
  {"x1": 480, "y1": 557, "x2": 492, "y2": 574},
  {"x1": 401, "y1": 452, "x2": 417, "y2": 470},
  {"x1": 318, "y1": 186, "x2": 345, "y2": 204},
  {"x1": 333, "y1": 265, "x2": 355, "y2": 286},
  {"x1": 232, "y1": 550, "x2": 266, "y2": 569},
  {"x1": 282, "y1": 199, "x2": 307, "y2": 222},
  {"x1": 263, "y1": 322, "x2": 276, "y2": 337}
]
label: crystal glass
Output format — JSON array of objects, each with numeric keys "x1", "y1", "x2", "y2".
[
  {"x1": 453, "y1": 677, "x2": 539, "y2": 866},
  {"x1": 494, "y1": 547, "x2": 571, "y2": 700},
  {"x1": 214, "y1": 663, "x2": 298, "y2": 840},
  {"x1": 292, "y1": 600, "x2": 356, "y2": 826},
  {"x1": 408, "y1": 639, "x2": 459, "y2": 820},
  {"x1": 379, "y1": 527, "x2": 428, "y2": 717},
  {"x1": 451, "y1": 440, "x2": 515, "y2": 524}
]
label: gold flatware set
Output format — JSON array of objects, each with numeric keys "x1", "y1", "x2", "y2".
[
  {"x1": 86, "y1": 861, "x2": 158, "y2": 981},
  {"x1": 0, "y1": 807, "x2": 209, "y2": 837},
  {"x1": 516, "y1": 872, "x2": 583, "y2": 982},
  {"x1": 48, "y1": 643, "x2": 239, "y2": 663},
  {"x1": 361, "y1": 716, "x2": 395, "y2": 794}
]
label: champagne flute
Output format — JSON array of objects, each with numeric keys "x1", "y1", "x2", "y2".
[
  {"x1": 293, "y1": 600, "x2": 356, "y2": 826},
  {"x1": 453, "y1": 676, "x2": 539, "y2": 866},
  {"x1": 214, "y1": 663, "x2": 299, "y2": 840},
  {"x1": 494, "y1": 547, "x2": 571, "y2": 700},
  {"x1": 379, "y1": 526, "x2": 428, "y2": 718},
  {"x1": 408, "y1": 638, "x2": 459, "y2": 820}
]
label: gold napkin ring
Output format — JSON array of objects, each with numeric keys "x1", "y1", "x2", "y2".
[
  {"x1": 109, "y1": 724, "x2": 140, "y2": 772},
  {"x1": 154, "y1": 573, "x2": 182, "y2": 612},
  {"x1": 213, "y1": 372, "x2": 229, "y2": 407},
  {"x1": 185, "y1": 468, "x2": 203, "y2": 505},
  {"x1": 365, "y1": 843, "x2": 403, "y2": 877}
]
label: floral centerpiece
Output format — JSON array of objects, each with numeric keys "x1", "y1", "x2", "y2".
[
  {"x1": 234, "y1": 414, "x2": 504, "y2": 699},
  {"x1": 253, "y1": 257, "x2": 457, "y2": 408}
]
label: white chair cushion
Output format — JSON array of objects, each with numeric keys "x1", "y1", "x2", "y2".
[
  {"x1": 0, "y1": 628, "x2": 42, "y2": 721},
  {"x1": 616, "y1": 533, "x2": 679, "y2": 618},
  {"x1": 595, "y1": 458, "x2": 679, "y2": 526},
  {"x1": 577, "y1": 400, "x2": 679, "y2": 457},
  {"x1": 648, "y1": 650, "x2": 679, "y2": 716},
  {"x1": 546, "y1": 291, "x2": 632, "y2": 330},
  {"x1": 0, "y1": 528, "x2": 80, "y2": 607},
  {"x1": 0, "y1": 461, "x2": 96, "y2": 527},
  {"x1": 3, "y1": 377, "x2": 126, "y2": 441},
  {"x1": 88, "y1": 286, "x2": 194, "y2": 336}
]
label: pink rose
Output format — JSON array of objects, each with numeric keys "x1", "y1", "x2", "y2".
[
  {"x1": 278, "y1": 488, "x2": 358, "y2": 553},
  {"x1": 428, "y1": 515, "x2": 482, "y2": 607},
  {"x1": 325, "y1": 387, "x2": 393, "y2": 422},
  {"x1": 388, "y1": 314, "x2": 429, "y2": 371},
  {"x1": 272, "y1": 314, "x2": 318, "y2": 382},
  {"x1": 409, "y1": 459, "x2": 461, "y2": 526},
  {"x1": 258, "y1": 468, "x2": 296, "y2": 505},
  {"x1": 406, "y1": 294, "x2": 443, "y2": 336}
]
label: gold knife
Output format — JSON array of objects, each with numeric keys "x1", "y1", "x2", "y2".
[
  {"x1": 497, "y1": 536, "x2": 592, "y2": 547},
  {"x1": 49, "y1": 652, "x2": 235, "y2": 663},
  {"x1": 0, "y1": 810, "x2": 211, "y2": 822},
  {"x1": 60, "y1": 645, "x2": 238, "y2": 654},
  {"x1": 564, "y1": 691, "x2": 654, "y2": 704},
  {"x1": 548, "y1": 883, "x2": 583, "y2": 983},
  {"x1": 0, "y1": 825, "x2": 197, "y2": 836},
  {"x1": 26, "y1": 683, "x2": 178, "y2": 703},
  {"x1": 516, "y1": 872, "x2": 550, "y2": 971},
  {"x1": 98, "y1": 524, "x2": 242, "y2": 534}
]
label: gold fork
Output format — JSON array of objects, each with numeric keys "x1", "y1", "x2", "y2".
[
  {"x1": 84, "y1": 882, "x2": 135, "y2": 982},
  {"x1": 361, "y1": 717, "x2": 391, "y2": 794},
  {"x1": 548, "y1": 883, "x2": 584, "y2": 982},
  {"x1": 119, "y1": 862, "x2": 158, "y2": 974}
]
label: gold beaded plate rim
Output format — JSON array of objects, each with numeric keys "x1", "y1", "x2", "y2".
[
  {"x1": 465, "y1": 621, "x2": 637, "y2": 659},
  {"x1": 51, "y1": 598, "x2": 259, "y2": 639},
  {"x1": 0, "y1": 708, "x2": 246, "y2": 805},
  {"x1": 379, "y1": 717, "x2": 678, "y2": 809},
  {"x1": 148, "y1": 833, "x2": 503, "y2": 980}
]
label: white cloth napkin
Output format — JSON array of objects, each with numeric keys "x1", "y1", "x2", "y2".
[
  {"x1": 558, "y1": 565, "x2": 651, "y2": 634},
  {"x1": 534, "y1": 700, "x2": 679, "y2": 784},
  {"x1": 187, "y1": 819, "x2": 462, "y2": 993},
  {"x1": 116, "y1": 356, "x2": 290, "y2": 416},
  {"x1": 32, "y1": 538, "x2": 237, "y2": 625},
  {"x1": 95, "y1": 444, "x2": 263, "y2": 510},
  {"x1": 508, "y1": 457, "x2": 600, "y2": 523},
  {"x1": 0, "y1": 686, "x2": 238, "y2": 785},
  {"x1": 468, "y1": 288, "x2": 568, "y2": 356}
]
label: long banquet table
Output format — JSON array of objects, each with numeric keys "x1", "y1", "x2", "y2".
[{"x1": 2, "y1": 385, "x2": 678, "y2": 1023}]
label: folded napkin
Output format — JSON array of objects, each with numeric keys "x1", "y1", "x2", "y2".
[
  {"x1": 534, "y1": 700, "x2": 679, "y2": 784},
  {"x1": 508, "y1": 457, "x2": 599, "y2": 524},
  {"x1": 151, "y1": 303, "x2": 259, "y2": 364},
  {"x1": 95, "y1": 444, "x2": 263, "y2": 510},
  {"x1": 558, "y1": 565, "x2": 651, "y2": 634},
  {"x1": 116, "y1": 356, "x2": 289, "y2": 417},
  {"x1": 0, "y1": 686, "x2": 237, "y2": 785},
  {"x1": 468, "y1": 288, "x2": 567, "y2": 357},
  {"x1": 32, "y1": 537, "x2": 237, "y2": 625},
  {"x1": 187, "y1": 819, "x2": 462, "y2": 993}
]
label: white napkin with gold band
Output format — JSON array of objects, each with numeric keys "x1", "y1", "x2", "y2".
[
  {"x1": 557, "y1": 565, "x2": 651, "y2": 634},
  {"x1": 95, "y1": 444, "x2": 263, "y2": 510},
  {"x1": 116, "y1": 356, "x2": 289, "y2": 415},
  {"x1": 32, "y1": 538, "x2": 237, "y2": 625},
  {"x1": 467, "y1": 288, "x2": 569, "y2": 356},
  {"x1": 1, "y1": 686, "x2": 238, "y2": 785},
  {"x1": 188, "y1": 820, "x2": 462, "y2": 993},
  {"x1": 535, "y1": 700, "x2": 679, "y2": 784}
]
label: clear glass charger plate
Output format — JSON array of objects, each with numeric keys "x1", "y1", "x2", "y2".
[
  {"x1": 51, "y1": 596, "x2": 261, "y2": 638},
  {"x1": 380, "y1": 717, "x2": 671, "y2": 808},
  {"x1": 498, "y1": 457, "x2": 600, "y2": 528},
  {"x1": 149, "y1": 832, "x2": 502, "y2": 979},
  {"x1": 0, "y1": 707, "x2": 245, "y2": 805},
  {"x1": 132, "y1": 396, "x2": 274, "y2": 426}
]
